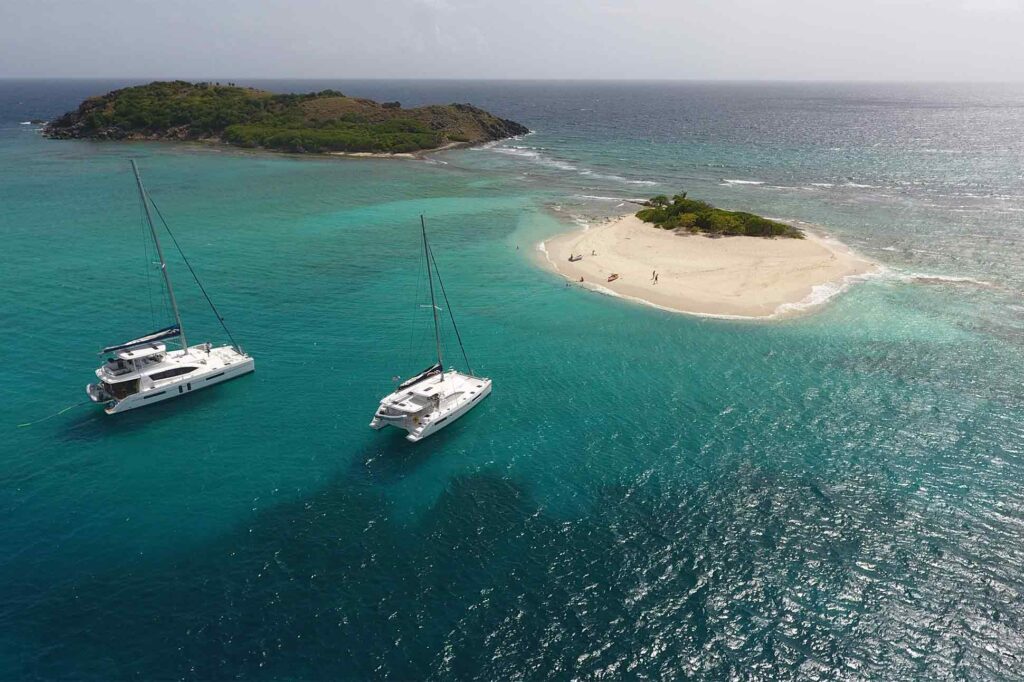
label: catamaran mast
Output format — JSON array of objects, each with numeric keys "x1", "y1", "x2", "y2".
[
  {"x1": 422, "y1": 214, "x2": 443, "y2": 369},
  {"x1": 132, "y1": 160, "x2": 188, "y2": 350}
]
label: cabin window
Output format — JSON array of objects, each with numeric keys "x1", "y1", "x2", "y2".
[{"x1": 150, "y1": 366, "x2": 197, "y2": 381}]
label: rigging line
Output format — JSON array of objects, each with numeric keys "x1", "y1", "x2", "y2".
[
  {"x1": 138, "y1": 187, "x2": 157, "y2": 328},
  {"x1": 422, "y1": 216, "x2": 444, "y2": 369},
  {"x1": 426, "y1": 239, "x2": 473, "y2": 376},
  {"x1": 405, "y1": 226, "x2": 427, "y2": 372},
  {"x1": 147, "y1": 194, "x2": 243, "y2": 353}
]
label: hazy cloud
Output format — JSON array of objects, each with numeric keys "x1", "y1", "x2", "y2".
[{"x1": 1, "y1": 0, "x2": 1022, "y2": 80}]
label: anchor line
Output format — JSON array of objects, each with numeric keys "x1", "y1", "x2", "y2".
[{"x1": 17, "y1": 400, "x2": 91, "y2": 428}]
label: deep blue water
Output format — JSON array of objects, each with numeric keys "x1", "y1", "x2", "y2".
[{"x1": 1, "y1": 80, "x2": 1023, "y2": 679}]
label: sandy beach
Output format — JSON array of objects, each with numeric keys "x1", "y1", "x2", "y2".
[{"x1": 543, "y1": 214, "x2": 876, "y2": 319}]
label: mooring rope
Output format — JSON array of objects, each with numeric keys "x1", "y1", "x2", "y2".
[{"x1": 17, "y1": 400, "x2": 91, "y2": 428}]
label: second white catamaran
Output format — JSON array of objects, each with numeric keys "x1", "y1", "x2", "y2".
[
  {"x1": 85, "y1": 160, "x2": 254, "y2": 414},
  {"x1": 370, "y1": 216, "x2": 492, "y2": 442}
]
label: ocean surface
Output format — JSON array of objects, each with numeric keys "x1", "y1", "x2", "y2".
[{"x1": 1, "y1": 80, "x2": 1023, "y2": 680}]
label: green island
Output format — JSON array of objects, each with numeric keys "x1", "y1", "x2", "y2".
[
  {"x1": 44, "y1": 81, "x2": 529, "y2": 154},
  {"x1": 636, "y1": 193, "x2": 803, "y2": 238}
]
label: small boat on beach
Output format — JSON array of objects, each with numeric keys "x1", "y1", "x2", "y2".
[
  {"x1": 370, "y1": 216, "x2": 491, "y2": 442},
  {"x1": 85, "y1": 161, "x2": 254, "y2": 414},
  {"x1": 568, "y1": 254, "x2": 583, "y2": 262},
  {"x1": 607, "y1": 273, "x2": 620, "y2": 282}
]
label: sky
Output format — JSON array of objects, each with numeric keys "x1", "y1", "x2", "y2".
[{"x1": 1, "y1": 0, "x2": 1023, "y2": 81}]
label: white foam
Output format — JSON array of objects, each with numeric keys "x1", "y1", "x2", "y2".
[
  {"x1": 570, "y1": 215, "x2": 591, "y2": 231},
  {"x1": 895, "y1": 272, "x2": 995, "y2": 287},
  {"x1": 575, "y1": 194, "x2": 633, "y2": 202},
  {"x1": 491, "y1": 145, "x2": 579, "y2": 171},
  {"x1": 484, "y1": 143, "x2": 657, "y2": 187},
  {"x1": 774, "y1": 274, "x2": 864, "y2": 316},
  {"x1": 19, "y1": 121, "x2": 32, "y2": 125},
  {"x1": 722, "y1": 179, "x2": 765, "y2": 185},
  {"x1": 810, "y1": 182, "x2": 834, "y2": 188}
]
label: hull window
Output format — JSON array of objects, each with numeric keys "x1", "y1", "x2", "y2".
[{"x1": 150, "y1": 366, "x2": 198, "y2": 381}]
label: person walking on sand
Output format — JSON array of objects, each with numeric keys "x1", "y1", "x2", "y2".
[{"x1": 655, "y1": 273, "x2": 659, "y2": 284}]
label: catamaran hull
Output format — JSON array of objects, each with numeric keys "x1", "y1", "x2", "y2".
[
  {"x1": 371, "y1": 380, "x2": 491, "y2": 442},
  {"x1": 88, "y1": 356, "x2": 254, "y2": 415}
]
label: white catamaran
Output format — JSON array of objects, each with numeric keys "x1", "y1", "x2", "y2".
[
  {"x1": 85, "y1": 160, "x2": 254, "y2": 414},
  {"x1": 370, "y1": 216, "x2": 492, "y2": 442}
]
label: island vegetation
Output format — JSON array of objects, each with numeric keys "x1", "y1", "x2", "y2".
[
  {"x1": 44, "y1": 81, "x2": 529, "y2": 154},
  {"x1": 636, "y1": 193, "x2": 803, "y2": 238}
]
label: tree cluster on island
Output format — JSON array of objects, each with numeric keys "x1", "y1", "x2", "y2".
[
  {"x1": 44, "y1": 81, "x2": 529, "y2": 154},
  {"x1": 636, "y1": 193, "x2": 803, "y2": 238}
]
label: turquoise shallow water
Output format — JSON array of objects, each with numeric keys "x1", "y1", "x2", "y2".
[{"x1": 1, "y1": 81, "x2": 1023, "y2": 679}]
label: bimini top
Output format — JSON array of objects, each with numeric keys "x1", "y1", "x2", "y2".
[
  {"x1": 101, "y1": 325, "x2": 181, "y2": 354},
  {"x1": 116, "y1": 343, "x2": 167, "y2": 361}
]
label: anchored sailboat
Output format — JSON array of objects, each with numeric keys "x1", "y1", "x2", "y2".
[
  {"x1": 85, "y1": 160, "x2": 254, "y2": 414},
  {"x1": 370, "y1": 216, "x2": 492, "y2": 442}
]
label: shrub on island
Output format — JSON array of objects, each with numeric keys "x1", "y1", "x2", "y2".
[{"x1": 636, "y1": 193, "x2": 803, "y2": 238}]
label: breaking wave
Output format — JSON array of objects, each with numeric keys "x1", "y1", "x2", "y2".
[
  {"x1": 484, "y1": 143, "x2": 658, "y2": 187},
  {"x1": 896, "y1": 273, "x2": 995, "y2": 288}
]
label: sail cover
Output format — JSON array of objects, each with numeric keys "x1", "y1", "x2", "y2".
[
  {"x1": 397, "y1": 363, "x2": 443, "y2": 390},
  {"x1": 101, "y1": 325, "x2": 181, "y2": 354}
]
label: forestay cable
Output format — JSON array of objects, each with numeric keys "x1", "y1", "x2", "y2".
[
  {"x1": 426, "y1": 239, "x2": 473, "y2": 376},
  {"x1": 147, "y1": 195, "x2": 243, "y2": 353}
]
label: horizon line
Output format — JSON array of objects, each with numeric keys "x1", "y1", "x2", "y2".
[{"x1": 2, "y1": 76, "x2": 1024, "y2": 85}]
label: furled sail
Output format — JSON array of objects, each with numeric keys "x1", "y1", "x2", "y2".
[
  {"x1": 101, "y1": 325, "x2": 181, "y2": 354},
  {"x1": 397, "y1": 363, "x2": 443, "y2": 390}
]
